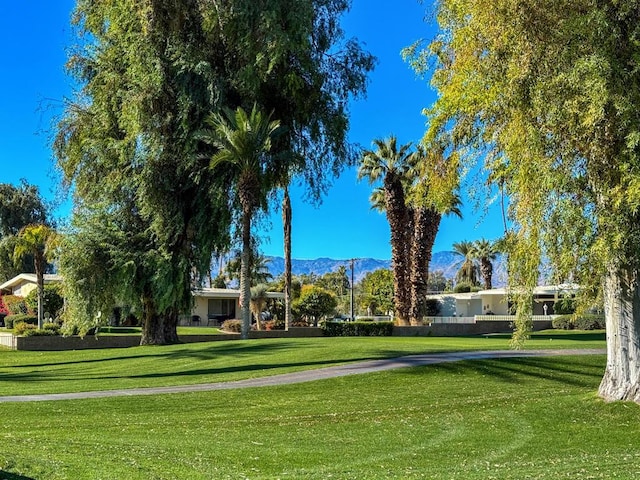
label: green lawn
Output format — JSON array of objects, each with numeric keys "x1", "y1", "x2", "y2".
[
  {"x1": 0, "y1": 331, "x2": 605, "y2": 396},
  {"x1": 1, "y1": 346, "x2": 638, "y2": 479}
]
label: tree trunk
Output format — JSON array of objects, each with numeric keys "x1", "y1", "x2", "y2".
[
  {"x1": 410, "y1": 208, "x2": 441, "y2": 325},
  {"x1": 480, "y1": 259, "x2": 493, "y2": 290},
  {"x1": 283, "y1": 186, "x2": 292, "y2": 331},
  {"x1": 384, "y1": 176, "x2": 411, "y2": 326},
  {"x1": 140, "y1": 296, "x2": 165, "y2": 345},
  {"x1": 598, "y1": 263, "x2": 640, "y2": 402},
  {"x1": 240, "y1": 208, "x2": 252, "y2": 340},
  {"x1": 162, "y1": 308, "x2": 180, "y2": 344},
  {"x1": 35, "y1": 252, "x2": 44, "y2": 329}
]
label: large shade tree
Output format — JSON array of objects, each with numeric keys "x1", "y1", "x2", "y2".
[
  {"x1": 56, "y1": 0, "x2": 232, "y2": 344},
  {"x1": 410, "y1": 0, "x2": 640, "y2": 401}
]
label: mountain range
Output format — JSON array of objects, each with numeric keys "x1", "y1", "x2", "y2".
[{"x1": 265, "y1": 252, "x2": 508, "y2": 285}]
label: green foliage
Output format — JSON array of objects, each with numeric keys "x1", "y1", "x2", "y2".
[
  {"x1": 414, "y1": 0, "x2": 640, "y2": 346},
  {"x1": 322, "y1": 321, "x2": 394, "y2": 337},
  {"x1": 13, "y1": 321, "x2": 37, "y2": 336},
  {"x1": 554, "y1": 296, "x2": 577, "y2": 315},
  {"x1": 359, "y1": 268, "x2": 394, "y2": 315},
  {"x1": 553, "y1": 314, "x2": 605, "y2": 331},
  {"x1": 293, "y1": 286, "x2": 337, "y2": 324},
  {"x1": 453, "y1": 282, "x2": 472, "y2": 293},
  {"x1": 15, "y1": 321, "x2": 61, "y2": 337},
  {"x1": 0, "y1": 182, "x2": 49, "y2": 282},
  {"x1": 24, "y1": 284, "x2": 64, "y2": 319},
  {"x1": 5, "y1": 314, "x2": 38, "y2": 328},
  {"x1": 426, "y1": 270, "x2": 448, "y2": 292},
  {"x1": 316, "y1": 266, "x2": 350, "y2": 297},
  {"x1": 424, "y1": 299, "x2": 441, "y2": 316},
  {"x1": 2, "y1": 295, "x2": 28, "y2": 315}
]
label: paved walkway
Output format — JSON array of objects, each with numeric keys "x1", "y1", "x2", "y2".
[{"x1": 0, "y1": 348, "x2": 606, "y2": 403}]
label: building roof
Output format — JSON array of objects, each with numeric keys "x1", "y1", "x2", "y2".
[
  {"x1": 192, "y1": 288, "x2": 285, "y2": 300},
  {"x1": 0, "y1": 273, "x2": 63, "y2": 292}
]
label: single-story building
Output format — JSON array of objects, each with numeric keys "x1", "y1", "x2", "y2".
[
  {"x1": 428, "y1": 284, "x2": 579, "y2": 318},
  {"x1": 188, "y1": 288, "x2": 285, "y2": 326},
  {"x1": 0, "y1": 274, "x2": 285, "y2": 326},
  {"x1": 0, "y1": 273, "x2": 63, "y2": 297}
]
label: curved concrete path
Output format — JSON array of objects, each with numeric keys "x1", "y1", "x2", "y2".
[{"x1": 0, "y1": 348, "x2": 605, "y2": 403}]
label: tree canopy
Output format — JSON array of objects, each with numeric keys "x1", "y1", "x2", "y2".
[
  {"x1": 0, "y1": 182, "x2": 50, "y2": 282},
  {"x1": 55, "y1": 0, "x2": 373, "y2": 344},
  {"x1": 408, "y1": 0, "x2": 640, "y2": 401}
]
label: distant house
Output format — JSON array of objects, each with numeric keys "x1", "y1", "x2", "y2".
[
  {"x1": 189, "y1": 288, "x2": 285, "y2": 326},
  {"x1": 0, "y1": 274, "x2": 285, "y2": 326},
  {"x1": 0, "y1": 273, "x2": 63, "y2": 297},
  {"x1": 427, "y1": 284, "x2": 579, "y2": 318}
]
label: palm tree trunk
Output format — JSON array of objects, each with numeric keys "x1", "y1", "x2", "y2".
[
  {"x1": 481, "y1": 259, "x2": 493, "y2": 290},
  {"x1": 240, "y1": 207, "x2": 252, "y2": 339},
  {"x1": 384, "y1": 176, "x2": 411, "y2": 325},
  {"x1": 283, "y1": 186, "x2": 292, "y2": 331},
  {"x1": 410, "y1": 208, "x2": 441, "y2": 325},
  {"x1": 35, "y1": 252, "x2": 44, "y2": 329},
  {"x1": 598, "y1": 263, "x2": 640, "y2": 402}
]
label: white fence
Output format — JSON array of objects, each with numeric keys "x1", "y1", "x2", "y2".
[
  {"x1": 427, "y1": 316, "x2": 476, "y2": 324},
  {"x1": 0, "y1": 333, "x2": 16, "y2": 349},
  {"x1": 426, "y1": 315, "x2": 557, "y2": 325}
]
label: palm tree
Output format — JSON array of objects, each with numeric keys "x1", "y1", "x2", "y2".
[
  {"x1": 406, "y1": 145, "x2": 462, "y2": 324},
  {"x1": 358, "y1": 136, "x2": 413, "y2": 325},
  {"x1": 472, "y1": 238, "x2": 499, "y2": 289},
  {"x1": 206, "y1": 105, "x2": 280, "y2": 339},
  {"x1": 250, "y1": 283, "x2": 269, "y2": 331},
  {"x1": 13, "y1": 224, "x2": 58, "y2": 328},
  {"x1": 225, "y1": 248, "x2": 274, "y2": 286},
  {"x1": 452, "y1": 240, "x2": 480, "y2": 286}
]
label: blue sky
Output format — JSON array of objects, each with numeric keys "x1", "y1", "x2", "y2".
[{"x1": 0, "y1": 1, "x2": 504, "y2": 261}]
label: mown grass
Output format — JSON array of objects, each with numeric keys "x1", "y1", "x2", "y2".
[
  {"x1": 0, "y1": 331, "x2": 605, "y2": 396},
  {"x1": 1, "y1": 352, "x2": 638, "y2": 479}
]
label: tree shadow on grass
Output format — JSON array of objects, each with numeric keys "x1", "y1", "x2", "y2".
[
  {"x1": 0, "y1": 471, "x2": 36, "y2": 480},
  {"x1": 4, "y1": 339, "x2": 311, "y2": 370},
  {"x1": 404, "y1": 355, "x2": 605, "y2": 389},
  {"x1": 487, "y1": 331, "x2": 606, "y2": 342}
]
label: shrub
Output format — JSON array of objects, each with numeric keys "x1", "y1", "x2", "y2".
[
  {"x1": 552, "y1": 314, "x2": 605, "y2": 330},
  {"x1": 25, "y1": 284, "x2": 64, "y2": 319},
  {"x1": 4, "y1": 314, "x2": 38, "y2": 329},
  {"x1": 552, "y1": 315, "x2": 573, "y2": 330},
  {"x1": 3, "y1": 295, "x2": 29, "y2": 315},
  {"x1": 221, "y1": 319, "x2": 242, "y2": 333},
  {"x1": 424, "y1": 299, "x2": 441, "y2": 316},
  {"x1": 574, "y1": 314, "x2": 605, "y2": 330},
  {"x1": 14, "y1": 321, "x2": 37, "y2": 336},
  {"x1": 453, "y1": 282, "x2": 472, "y2": 293},
  {"x1": 322, "y1": 321, "x2": 394, "y2": 337}
]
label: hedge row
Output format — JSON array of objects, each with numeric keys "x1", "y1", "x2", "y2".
[
  {"x1": 552, "y1": 314, "x2": 605, "y2": 330},
  {"x1": 4, "y1": 314, "x2": 38, "y2": 329},
  {"x1": 322, "y1": 321, "x2": 394, "y2": 337}
]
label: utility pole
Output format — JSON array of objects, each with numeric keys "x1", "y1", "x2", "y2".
[{"x1": 350, "y1": 258, "x2": 355, "y2": 321}]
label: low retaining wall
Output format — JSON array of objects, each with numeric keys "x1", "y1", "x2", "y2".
[
  {"x1": 393, "y1": 320, "x2": 553, "y2": 337},
  {"x1": 5, "y1": 323, "x2": 552, "y2": 351},
  {"x1": 7, "y1": 327, "x2": 326, "y2": 351}
]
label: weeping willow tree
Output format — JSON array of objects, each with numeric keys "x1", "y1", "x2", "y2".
[
  {"x1": 55, "y1": 0, "x2": 231, "y2": 344},
  {"x1": 406, "y1": 0, "x2": 640, "y2": 402}
]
